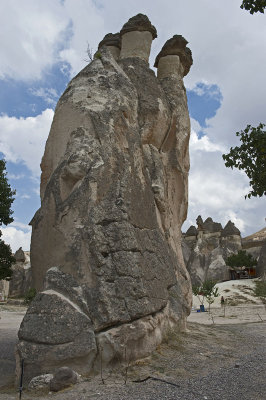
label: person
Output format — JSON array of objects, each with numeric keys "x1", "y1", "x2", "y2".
[{"x1": 221, "y1": 296, "x2": 225, "y2": 306}]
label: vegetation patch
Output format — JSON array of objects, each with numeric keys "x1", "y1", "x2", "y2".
[
  {"x1": 253, "y1": 280, "x2": 266, "y2": 299},
  {"x1": 24, "y1": 288, "x2": 37, "y2": 305}
]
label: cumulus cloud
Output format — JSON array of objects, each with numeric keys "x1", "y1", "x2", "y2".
[
  {"x1": 58, "y1": 0, "x2": 106, "y2": 76},
  {"x1": 1, "y1": 223, "x2": 31, "y2": 252},
  {"x1": 0, "y1": 0, "x2": 69, "y2": 81},
  {"x1": 0, "y1": 0, "x2": 106, "y2": 81},
  {"x1": 183, "y1": 122, "x2": 266, "y2": 236},
  {"x1": 0, "y1": 109, "x2": 54, "y2": 177}
]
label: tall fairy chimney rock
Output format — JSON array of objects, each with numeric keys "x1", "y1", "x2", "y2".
[
  {"x1": 17, "y1": 14, "x2": 193, "y2": 384},
  {"x1": 119, "y1": 14, "x2": 157, "y2": 62}
]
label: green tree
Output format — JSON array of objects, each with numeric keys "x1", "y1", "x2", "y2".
[
  {"x1": 222, "y1": 123, "x2": 266, "y2": 198},
  {"x1": 226, "y1": 250, "x2": 258, "y2": 269},
  {"x1": 192, "y1": 280, "x2": 219, "y2": 312},
  {"x1": 241, "y1": 0, "x2": 266, "y2": 14},
  {"x1": 0, "y1": 159, "x2": 16, "y2": 280}
]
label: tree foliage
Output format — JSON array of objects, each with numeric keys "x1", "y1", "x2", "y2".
[
  {"x1": 192, "y1": 280, "x2": 219, "y2": 311},
  {"x1": 0, "y1": 159, "x2": 16, "y2": 280},
  {"x1": 222, "y1": 123, "x2": 266, "y2": 198},
  {"x1": 241, "y1": 0, "x2": 266, "y2": 14},
  {"x1": 0, "y1": 159, "x2": 15, "y2": 225},
  {"x1": 0, "y1": 240, "x2": 15, "y2": 280},
  {"x1": 226, "y1": 250, "x2": 258, "y2": 269}
]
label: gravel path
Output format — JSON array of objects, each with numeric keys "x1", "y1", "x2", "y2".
[
  {"x1": 0, "y1": 308, "x2": 265, "y2": 400},
  {"x1": 0, "y1": 308, "x2": 26, "y2": 389}
]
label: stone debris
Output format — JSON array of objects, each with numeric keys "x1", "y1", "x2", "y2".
[
  {"x1": 28, "y1": 374, "x2": 53, "y2": 391},
  {"x1": 50, "y1": 367, "x2": 78, "y2": 392}
]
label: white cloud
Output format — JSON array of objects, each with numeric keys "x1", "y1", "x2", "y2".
[
  {"x1": 1, "y1": 224, "x2": 31, "y2": 252},
  {"x1": 0, "y1": 0, "x2": 69, "y2": 80},
  {"x1": 29, "y1": 87, "x2": 59, "y2": 106},
  {"x1": 0, "y1": 109, "x2": 54, "y2": 177},
  {"x1": 0, "y1": 0, "x2": 106, "y2": 81},
  {"x1": 58, "y1": 0, "x2": 106, "y2": 76},
  {"x1": 183, "y1": 124, "x2": 266, "y2": 236},
  {"x1": 190, "y1": 130, "x2": 225, "y2": 153},
  {"x1": 20, "y1": 194, "x2": 31, "y2": 200}
]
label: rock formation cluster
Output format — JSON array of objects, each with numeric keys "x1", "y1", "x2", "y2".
[
  {"x1": 183, "y1": 217, "x2": 266, "y2": 285},
  {"x1": 0, "y1": 247, "x2": 32, "y2": 300},
  {"x1": 9, "y1": 248, "x2": 32, "y2": 298},
  {"x1": 182, "y1": 217, "x2": 242, "y2": 285},
  {"x1": 16, "y1": 14, "x2": 193, "y2": 383}
]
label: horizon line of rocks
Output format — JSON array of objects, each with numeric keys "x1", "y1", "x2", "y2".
[{"x1": 184, "y1": 216, "x2": 241, "y2": 238}]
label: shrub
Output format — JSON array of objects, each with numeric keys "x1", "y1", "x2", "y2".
[
  {"x1": 24, "y1": 288, "x2": 37, "y2": 305},
  {"x1": 253, "y1": 280, "x2": 266, "y2": 299}
]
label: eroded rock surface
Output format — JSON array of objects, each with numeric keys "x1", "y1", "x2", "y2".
[
  {"x1": 17, "y1": 14, "x2": 193, "y2": 383},
  {"x1": 183, "y1": 217, "x2": 242, "y2": 285},
  {"x1": 8, "y1": 249, "x2": 32, "y2": 298}
]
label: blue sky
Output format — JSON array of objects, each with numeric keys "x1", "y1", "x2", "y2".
[{"x1": 0, "y1": 0, "x2": 265, "y2": 251}]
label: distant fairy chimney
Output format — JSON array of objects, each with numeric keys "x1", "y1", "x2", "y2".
[
  {"x1": 119, "y1": 14, "x2": 157, "y2": 63},
  {"x1": 14, "y1": 247, "x2": 26, "y2": 263},
  {"x1": 222, "y1": 220, "x2": 241, "y2": 237}
]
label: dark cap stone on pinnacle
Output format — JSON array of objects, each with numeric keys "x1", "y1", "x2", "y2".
[
  {"x1": 120, "y1": 13, "x2": 157, "y2": 39},
  {"x1": 154, "y1": 35, "x2": 193, "y2": 76}
]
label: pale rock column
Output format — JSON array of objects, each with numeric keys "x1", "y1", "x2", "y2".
[
  {"x1": 119, "y1": 14, "x2": 157, "y2": 63},
  {"x1": 157, "y1": 55, "x2": 184, "y2": 80},
  {"x1": 98, "y1": 33, "x2": 121, "y2": 61},
  {"x1": 154, "y1": 35, "x2": 193, "y2": 316}
]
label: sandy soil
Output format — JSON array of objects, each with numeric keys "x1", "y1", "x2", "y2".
[{"x1": 192, "y1": 278, "x2": 263, "y2": 308}]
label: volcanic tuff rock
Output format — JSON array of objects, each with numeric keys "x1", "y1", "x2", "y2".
[
  {"x1": 183, "y1": 217, "x2": 242, "y2": 285},
  {"x1": 17, "y1": 14, "x2": 193, "y2": 383},
  {"x1": 8, "y1": 248, "x2": 32, "y2": 298},
  {"x1": 242, "y1": 227, "x2": 266, "y2": 266},
  {"x1": 256, "y1": 243, "x2": 266, "y2": 279}
]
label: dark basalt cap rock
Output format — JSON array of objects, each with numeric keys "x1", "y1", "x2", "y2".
[
  {"x1": 120, "y1": 14, "x2": 157, "y2": 39},
  {"x1": 98, "y1": 33, "x2": 121, "y2": 50},
  {"x1": 203, "y1": 217, "x2": 223, "y2": 233},
  {"x1": 222, "y1": 220, "x2": 241, "y2": 237},
  {"x1": 154, "y1": 35, "x2": 193, "y2": 76},
  {"x1": 185, "y1": 225, "x2": 198, "y2": 236}
]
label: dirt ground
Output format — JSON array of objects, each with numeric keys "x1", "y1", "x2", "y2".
[
  {"x1": 0, "y1": 300, "x2": 266, "y2": 400},
  {"x1": 0, "y1": 305, "x2": 26, "y2": 390}
]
